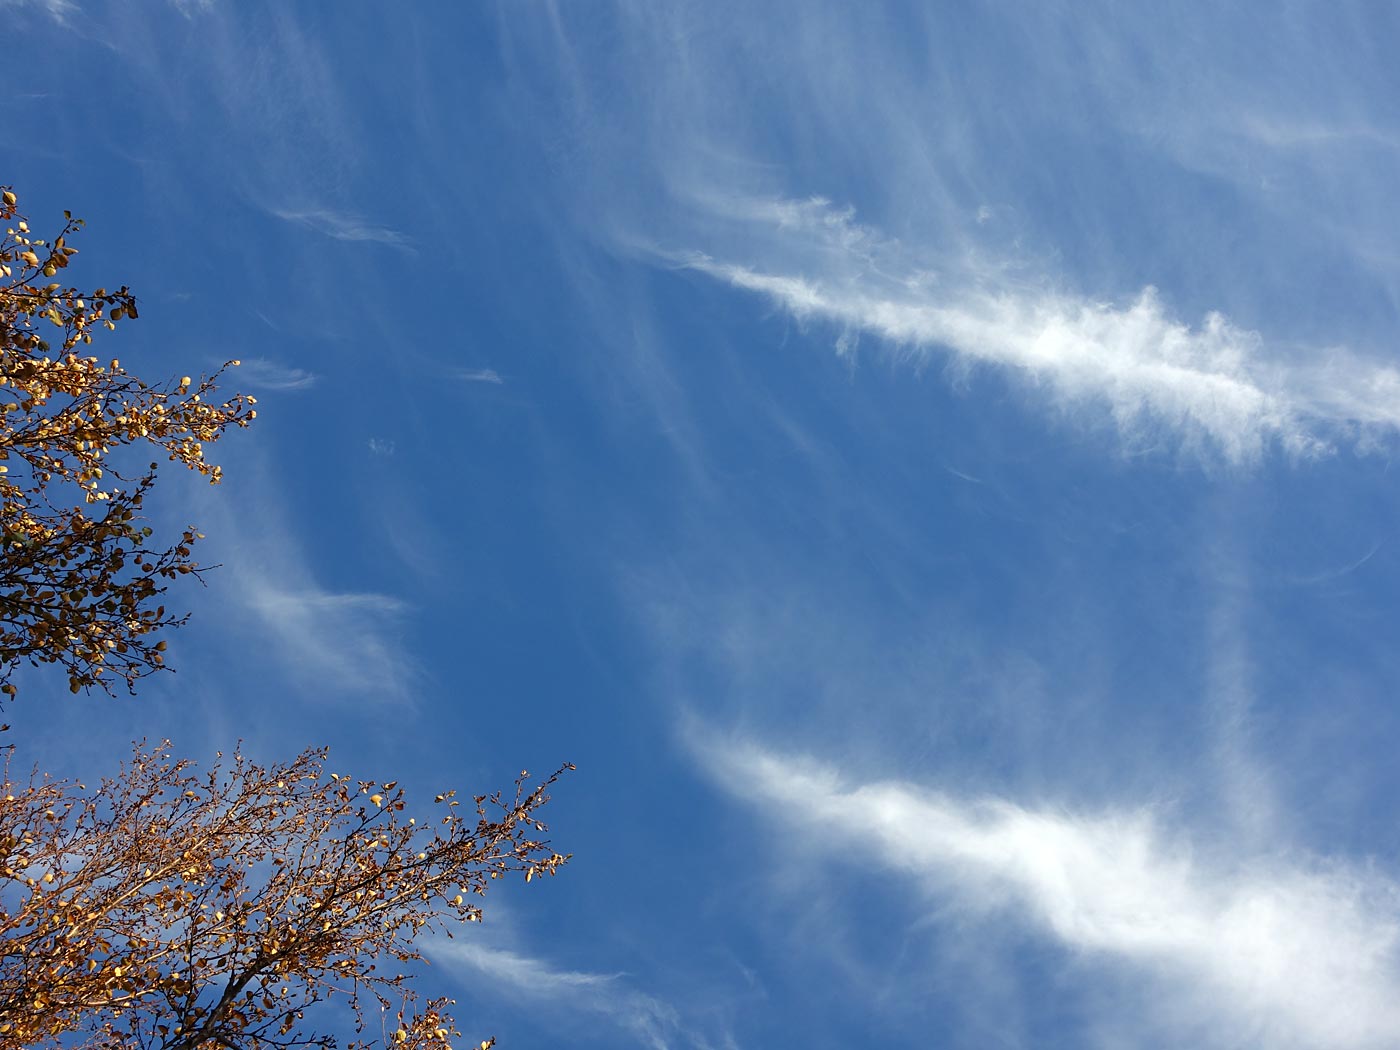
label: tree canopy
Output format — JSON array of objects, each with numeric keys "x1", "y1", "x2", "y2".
[
  {"x1": 0, "y1": 186, "x2": 256, "y2": 697},
  {"x1": 1, "y1": 741, "x2": 569, "y2": 1050},
  {"x1": 0, "y1": 187, "x2": 569, "y2": 1048}
]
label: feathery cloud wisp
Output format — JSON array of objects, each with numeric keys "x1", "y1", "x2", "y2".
[
  {"x1": 697, "y1": 738, "x2": 1400, "y2": 1049},
  {"x1": 1, "y1": 0, "x2": 76, "y2": 23},
  {"x1": 678, "y1": 196, "x2": 1400, "y2": 462},
  {"x1": 271, "y1": 207, "x2": 415, "y2": 251},
  {"x1": 240, "y1": 581, "x2": 415, "y2": 704},
  {"x1": 452, "y1": 367, "x2": 504, "y2": 385},
  {"x1": 201, "y1": 460, "x2": 418, "y2": 706},
  {"x1": 437, "y1": 943, "x2": 684, "y2": 1050},
  {"x1": 235, "y1": 357, "x2": 317, "y2": 392}
]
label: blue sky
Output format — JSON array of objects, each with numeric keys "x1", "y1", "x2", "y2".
[{"x1": 6, "y1": 1, "x2": 1400, "y2": 1047}]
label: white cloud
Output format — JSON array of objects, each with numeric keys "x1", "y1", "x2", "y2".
[
  {"x1": 195, "y1": 467, "x2": 420, "y2": 706},
  {"x1": 453, "y1": 367, "x2": 505, "y2": 385},
  {"x1": 697, "y1": 738, "x2": 1400, "y2": 1049},
  {"x1": 167, "y1": 0, "x2": 214, "y2": 16},
  {"x1": 271, "y1": 207, "x2": 415, "y2": 251},
  {"x1": 438, "y1": 943, "x2": 620, "y2": 991},
  {"x1": 235, "y1": 357, "x2": 317, "y2": 391},
  {"x1": 240, "y1": 580, "x2": 415, "y2": 704},
  {"x1": 436, "y1": 943, "x2": 687, "y2": 1050},
  {"x1": 677, "y1": 196, "x2": 1400, "y2": 462},
  {"x1": 0, "y1": 0, "x2": 76, "y2": 23},
  {"x1": 1234, "y1": 114, "x2": 1400, "y2": 153}
]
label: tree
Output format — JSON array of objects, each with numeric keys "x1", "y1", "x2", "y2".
[
  {"x1": 0, "y1": 186, "x2": 256, "y2": 698},
  {"x1": 0, "y1": 189, "x2": 571, "y2": 1047},
  {"x1": 0, "y1": 741, "x2": 570, "y2": 1049}
]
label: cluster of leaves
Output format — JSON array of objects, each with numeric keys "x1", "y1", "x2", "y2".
[
  {"x1": 0, "y1": 186, "x2": 570, "y2": 1048},
  {"x1": 0, "y1": 187, "x2": 256, "y2": 697},
  {"x1": 0, "y1": 741, "x2": 571, "y2": 1049}
]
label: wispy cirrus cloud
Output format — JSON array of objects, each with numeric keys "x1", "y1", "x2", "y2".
[
  {"x1": 452, "y1": 367, "x2": 504, "y2": 385},
  {"x1": 234, "y1": 357, "x2": 317, "y2": 392},
  {"x1": 696, "y1": 737, "x2": 1400, "y2": 1049},
  {"x1": 169, "y1": 0, "x2": 215, "y2": 17},
  {"x1": 0, "y1": 0, "x2": 76, "y2": 23},
  {"x1": 675, "y1": 196, "x2": 1400, "y2": 463},
  {"x1": 240, "y1": 580, "x2": 414, "y2": 704},
  {"x1": 437, "y1": 943, "x2": 697, "y2": 1050},
  {"x1": 195, "y1": 464, "x2": 421, "y2": 707},
  {"x1": 271, "y1": 207, "x2": 415, "y2": 251},
  {"x1": 438, "y1": 943, "x2": 621, "y2": 992}
]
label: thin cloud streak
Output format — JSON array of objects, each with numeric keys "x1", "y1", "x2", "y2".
[
  {"x1": 452, "y1": 367, "x2": 504, "y2": 385},
  {"x1": 437, "y1": 943, "x2": 619, "y2": 991},
  {"x1": 235, "y1": 357, "x2": 317, "y2": 391},
  {"x1": 197, "y1": 467, "x2": 421, "y2": 707},
  {"x1": 437, "y1": 943, "x2": 690, "y2": 1050},
  {"x1": 1, "y1": 0, "x2": 76, "y2": 23},
  {"x1": 697, "y1": 738, "x2": 1400, "y2": 1049},
  {"x1": 239, "y1": 579, "x2": 416, "y2": 704},
  {"x1": 271, "y1": 207, "x2": 415, "y2": 251},
  {"x1": 677, "y1": 197, "x2": 1400, "y2": 462}
]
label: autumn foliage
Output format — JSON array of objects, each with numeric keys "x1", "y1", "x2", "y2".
[
  {"x1": 0, "y1": 186, "x2": 255, "y2": 697},
  {"x1": 0, "y1": 186, "x2": 570, "y2": 1049},
  {"x1": 0, "y1": 743, "x2": 570, "y2": 1049}
]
